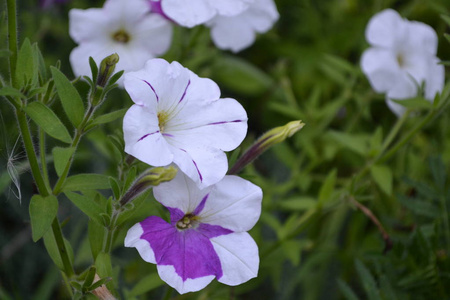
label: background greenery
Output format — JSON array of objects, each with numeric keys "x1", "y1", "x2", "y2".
[{"x1": 1, "y1": 0, "x2": 450, "y2": 299}]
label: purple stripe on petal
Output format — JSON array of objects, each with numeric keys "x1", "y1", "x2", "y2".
[
  {"x1": 197, "y1": 223, "x2": 233, "y2": 239},
  {"x1": 207, "y1": 120, "x2": 244, "y2": 126},
  {"x1": 178, "y1": 80, "x2": 190, "y2": 103},
  {"x1": 143, "y1": 80, "x2": 159, "y2": 102},
  {"x1": 193, "y1": 194, "x2": 209, "y2": 216},
  {"x1": 162, "y1": 133, "x2": 174, "y2": 137},
  {"x1": 138, "y1": 130, "x2": 160, "y2": 142},
  {"x1": 167, "y1": 206, "x2": 185, "y2": 224},
  {"x1": 192, "y1": 159, "x2": 203, "y2": 182}
]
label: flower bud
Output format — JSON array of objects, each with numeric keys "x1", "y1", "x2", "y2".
[
  {"x1": 97, "y1": 53, "x2": 119, "y2": 88},
  {"x1": 120, "y1": 166, "x2": 177, "y2": 206},
  {"x1": 228, "y1": 120, "x2": 305, "y2": 175}
]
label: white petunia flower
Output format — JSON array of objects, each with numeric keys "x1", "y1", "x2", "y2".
[
  {"x1": 123, "y1": 58, "x2": 248, "y2": 188},
  {"x1": 156, "y1": 0, "x2": 254, "y2": 28},
  {"x1": 69, "y1": 0, "x2": 173, "y2": 85},
  {"x1": 207, "y1": 0, "x2": 279, "y2": 53},
  {"x1": 360, "y1": 9, "x2": 444, "y2": 116},
  {"x1": 125, "y1": 171, "x2": 262, "y2": 294}
]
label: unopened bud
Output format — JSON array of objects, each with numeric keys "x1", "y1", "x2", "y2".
[
  {"x1": 120, "y1": 166, "x2": 177, "y2": 206},
  {"x1": 228, "y1": 120, "x2": 305, "y2": 175},
  {"x1": 97, "y1": 53, "x2": 119, "y2": 87}
]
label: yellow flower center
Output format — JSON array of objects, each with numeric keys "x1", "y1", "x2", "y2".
[
  {"x1": 396, "y1": 53, "x2": 404, "y2": 67},
  {"x1": 176, "y1": 214, "x2": 199, "y2": 230},
  {"x1": 112, "y1": 29, "x2": 130, "y2": 44},
  {"x1": 158, "y1": 111, "x2": 169, "y2": 133}
]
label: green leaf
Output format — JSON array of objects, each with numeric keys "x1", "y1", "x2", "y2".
[
  {"x1": 429, "y1": 156, "x2": 446, "y2": 191},
  {"x1": 390, "y1": 97, "x2": 432, "y2": 109},
  {"x1": 281, "y1": 239, "x2": 302, "y2": 266},
  {"x1": 53, "y1": 147, "x2": 75, "y2": 177},
  {"x1": 328, "y1": 130, "x2": 369, "y2": 156},
  {"x1": 29, "y1": 195, "x2": 59, "y2": 242},
  {"x1": 82, "y1": 267, "x2": 97, "y2": 290},
  {"x1": 65, "y1": 192, "x2": 105, "y2": 225},
  {"x1": 370, "y1": 164, "x2": 393, "y2": 195},
  {"x1": 15, "y1": 38, "x2": 36, "y2": 87},
  {"x1": 24, "y1": 102, "x2": 72, "y2": 143},
  {"x1": 355, "y1": 260, "x2": 381, "y2": 300},
  {"x1": 62, "y1": 174, "x2": 111, "y2": 192},
  {"x1": 43, "y1": 230, "x2": 74, "y2": 271},
  {"x1": 0, "y1": 86, "x2": 25, "y2": 98},
  {"x1": 129, "y1": 273, "x2": 164, "y2": 297},
  {"x1": 337, "y1": 279, "x2": 359, "y2": 300},
  {"x1": 279, "y1": 197, "x2": 317, "y2": 211},
  {"x1": 398, "y1": 196, "x2": 440, "y2": 218},
  {"x1": 441, "y1": 14, "x2": 450, "y2": 26},
  {"x1": 319, "y1": 169, "x2": 337, "y2": 204},
  {"x1": 95, "y1": 252, "x2": 114, "y2": 291},
  {"x1": 51, "y1": 66, "x2": 85, "y2": 127},
  {"x1": 32, "y1": 43, "x2": 47, "y2": 81},
  {"x1": 109, "y1": 177, "x2": 121, "y2": 200},
  {"x1": 211, "y1": 55, "x2": 273, "y2": 96},
  {"x1": 88, "y1": 219, "x2": 105, "y2": 260},
  {"x1": 90, "y1": 108, "x2": 127, "y2": 127}
]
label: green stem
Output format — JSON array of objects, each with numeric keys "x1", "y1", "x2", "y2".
[
  {"x1": 52, "y1": 218, "x2": 75, "y2": 277},
  {"x1": 52, "y1": 105, "x2": 95, "y2": 195},
  {"x1": 39, "y1": 128, "x2": 51, "y2": 189},
  {"x1": 6, "y1": 0, "x2": 18, "y2": 86},
  {"x1": 378, "y1": 109, "x2": 409, "y2": 156},
  {"x1": 103, "y1": 213, "x2": 118, "y2": 254}
]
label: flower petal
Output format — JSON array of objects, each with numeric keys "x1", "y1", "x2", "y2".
[
  {"x1": 386, "y1": 75, "x2": 417, "y2": 117},
  {"x1": 211, "y1": 232, "x2": 259, "y2": 285},
  {"x1": 365, "y1": 9, "x2": 406, "y2": 48},
  {"x1": 69, "y1": 8, "x2": 111, "y2": 44},
  {"x1": 406, "y1": 21, "x2": 438, "y2": 56},
  {"x1": 157, "y1": 265, "x2": 215, "y2": 294},
  {"x1": 199, "y1": 175, "x2": 262, "y2": 232},
  {"x1": 360, "y1": 48, "x2": 399, "y2": 93},
  {"x1": 70, "y1": 42, "x2": 115, "y2": 79},
  {"x1": 132, "y1": 14, "x2": 173, "y2": 56},
  {"x1": 162, "y1": 0, "x2": 217, "y2": 27},
  {"x1": 123, "y1": 105, "x2": 174, "y2": 166},
  {"x1": 424, "y1": 57, "x2": 445, "y2": 101}
]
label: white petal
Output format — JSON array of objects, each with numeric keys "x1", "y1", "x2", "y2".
[
  {"x1": 124, "y1": 71, "x2": 159, "y2": 107},
  {"x1": 123, "y1": 105, "x2": 174, "y2": 166},
  {"x1": 424, "y1": 58, "x2": 445, "y2": 101},
  {"x1": 406, "y1": 21, "x2": 438, "y2": 56},
  {"x1": 360, "y1": 48, "x2": 400, "y2": 93},
  {"x1": 162, "y1": 0, "x2": 216, "y2": 27},
  {"x1": 153, "y1": 169, "x2": 205, "y2": 213},
  {"x1": 124, "y1": 223, "x2": 156, "y2": 264},
  {"x1": 157, "y1": 265, "x2": 215, "y2": 294},
  {"x1": 365, "y1": 9, "x2": 406, "y2": 48},
  {"x1": 69, "y1": 8, "x2": 111, "y2": 44},
  {"x1": 386, "y1": 75, "x2": 418, "y2": 117},
  {"x1": 132, "y1": 14, "x2": 173, "y2": 56},
  {"x1": 210, "y1": 0, "x2": 254, "y2": 17},
  {"x1": 184, "y1": 72, "x2": 221, "y2": 103},
  {"x1": 70, "y1": 42, "x2": 115, "y2": 78},
  {"x1": 171, "y1": 145, "x2": 229, "y2": 188},
  {"x1": 211, "y1": 232, "x2": 259, "y2": 286},
  {"x1": 200, "y1": 175, "x2": 262, "y2": 232}
]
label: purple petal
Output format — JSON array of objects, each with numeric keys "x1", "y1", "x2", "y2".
[
  {"x1": 167, "y1": 207, "x2": 185, "y2": 224},
  {"x1": 140, "y1": 217, "x2": 231, "y2": 281},
  {"x1": 144, "y1": 80, "x2": 159, "y2": 102},
  {"x1": 178, "y1": 80, "x2": 191, "y2": 103}
]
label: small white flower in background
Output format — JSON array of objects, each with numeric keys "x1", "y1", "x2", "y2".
[
  {"x1": 153, "y1": 0, "x2": 254, "y2": 28},
  {"x1": 69, "y1": 0, "x2": 172, "y2": 85},
  {"x1": 125, "y1": 171, "x2": 262, "y2": 294},
  {"x1": 123, "y1": 58, "x2": 248, "y2": 188},
  {"x1": 361, "y1": 9, "x2": 444, "y2": 116},
  {"x1": 207, "y1": 0, "x2": 279, "y2": 53}
]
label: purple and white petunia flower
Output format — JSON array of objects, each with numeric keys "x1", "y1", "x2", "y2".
[
  {"x1": 207, "y1": 0, "x2": 279, "y2": 53},
  {"x1": 361, "y1": 9, "x2": 444, "y2": 116},
  {"x1": 123, "y1": 58, "x2": 248, "y2": 188},
  {"x1": 150, "y1": 0, "x2": 254, "y2": 28},
  {"x1": 69, "y1": 0, "x2": 172, "y2": 85},
  {"x1": 125, "y1": 171, "x2": 262, "y2": 294}
]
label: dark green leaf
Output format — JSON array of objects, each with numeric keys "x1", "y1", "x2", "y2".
[
  {"x1": 355, "y1": 260, "x2": 381, "y2": 300},
  {"x1": 29, "y1": 195, "x2": 58, "y2": 242},
  {"x1": 43, "y1": 230, "x2": 74, "y2": 271},
  {"x1": 87, "y1": 277, "x2": 112, "y2": 292},
  {"x1": 62, "y1": 174, "x2": 111, "y2": 192},
  {"x1": 390, "y1": 97, "x2": 432, "y2": 109},
  {"x1": 398, "y1": 196, "x2": 440, "y2": 218},
  {"x1": 318, "y1": 169, "x2": 337, "y2": 204},
  {"x1": 32, "y1": 43, "x2": 47, "y2": 81},
  {"x1": 337, "y1": 279, "x2": 359, "y2": 300},
  {"x1": 328, "y1": 131, "x2": 369, "y2": 156},
  {"x1": 129, "y1": 273, "x2": 164, "y2": 297},
  {"x1": 279, "y1": 197, "x2": 317, "y2": 211},
  {"x1": 109, "y1": 177, "x2": 121, "y2": 200},
  {"x1": 24, "y1": 102, "x2": 72, "y2": 143},
  {"x1": 90, "y1": 108, "x2": 127, "y2": 126},
  {"x1": 88, "y1": 219, "x2": 105, "y2": 260},
  {"x1": 429, "y1": 156, "x2": 446, "y2": 191},
  {"x1": 370, "y1": 164, "x2": 393, "y2": 195},
  {"x1": 15, "y1": 38, "x2": 36, "y2": 86},
  {"x1": 0, "y1": 86, "x2": 25, "y2": 98},
  {"x1": 89, "y1": 57, "x2": 98, "y2": 83},
  {"x1": 53, "y1": 147, "x2": 75, "y2": 177},
  {"x1": 51, "y1": 66, "x2": 85, "y2": 127},
  {"x1": 65, "y1": 192, "x2": 105, "y2": 225},
  {"x1": 82, "y1": 267, "x2": 97, "y2": 290}
]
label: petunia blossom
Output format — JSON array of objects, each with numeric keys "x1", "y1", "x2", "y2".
[
  {"x1": 155, "y1": 0, "x2": 255, "y2": 28},
  {"x1": 69, "y1": 0, "x2": 172, "y2": 85},
  {"x1": 360, "y1": 9, "x2": 444, "y2": 116},
  {"x1": 123, "y1": 58, "x2": 248, "y2": 188},
  {"x1": 125, "y1": 171, "x2": 262, "y2": 294},
  {"x1": 207, "y1": 0, "x2": 279, "y2": 53}
]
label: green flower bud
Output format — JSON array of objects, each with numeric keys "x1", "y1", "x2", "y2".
[
  {"x1": 120, "y1": 166, "x2": 177, "y2": 206},
  {"x1": 229, "y1": 120, "x2": 305, "y2": 175},
  {"x1": 97, "y1": 53, "x2": 119, "y2": 88}
]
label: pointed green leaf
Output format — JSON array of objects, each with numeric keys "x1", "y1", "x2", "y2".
[
  {"x1": 441, "y1": 14, "x2": 450, "y2": 26},
  {"x1": 90, "y1": 108, "x2": 127, "y2": 126},
  {"x1": 89, "y1": 219, "x2": 105, "y2": 260},
  {"x1": 390, "y1": 97, "x2": 432, "y2": 109},
  {"x1": 51, "y1": 66, "x2": 85, "y2": 127},
  {"x1": 62, "y1": 174, "x2": 111, "y2": 192},
  {"x1": 370, "y1": 164, "x2": 393, "y2": 195},
  {"x1": 319, "y1": 169, "x2": 337, "y2": 204},
  {"x1": 328, "y1": 130, "x2": 369, "y2": 156},
  {"x1": 65, "y1": 192, "x2": 105, "y2": 225},
  {"x1": 32, "y1": 43, "x2": 48, "y2": 82},
  {"x1": 29, "y1": 195, "x2": 59, "y2": 242},
  {"x1": 15, "y1": 38, "x2": 36, "y2": 87},
  {"x1": 337, "y1": 279, "x2": 359, "y2": 300},
  {"x1": 355, "y1": 260, "x2": 381, "y2": 300},
  {"x1": 53, "y1": 147, "x2": 75, "y2": 177},
  {"x1": 0, "y1": 86, "x2": 25, "y2": 98},
  {"x1": 95, "y1": 252, "x2": 113, "y2": 285},
  {"x1": 24, "y1": 102, "x2": 72, "y2": 143}
]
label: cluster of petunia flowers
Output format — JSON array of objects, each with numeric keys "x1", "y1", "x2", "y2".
[
  {"x1": 69, "y1": 0, "x2": 279, "y2": 82},
  {"x1": 122, "y1": 58, "x2": 263, "y2": 294},
  {"x1": 361, "y1": 9, "x2": 445, "y2": 117}
]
